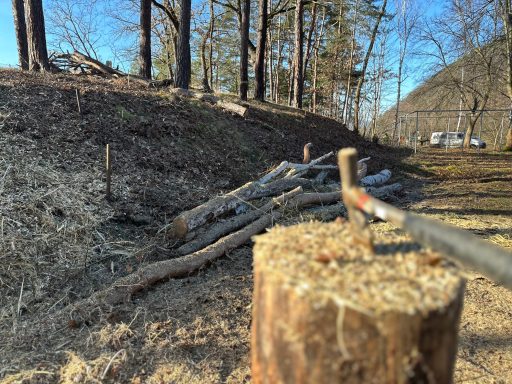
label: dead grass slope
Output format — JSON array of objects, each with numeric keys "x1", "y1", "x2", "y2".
[{"x1": 0, "y1": 69, "x2": 405, "y2": 382}]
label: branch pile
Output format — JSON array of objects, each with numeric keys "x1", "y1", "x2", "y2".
[
  {"x1": 68, "y1": 145, "x2": 403, "y2": 314},
  {"x1": 50, "y1": 51, "x2": 172, "y2": 88}
]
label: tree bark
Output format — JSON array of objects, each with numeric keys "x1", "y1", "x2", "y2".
[
  {"x1": 252, "y1": 221, "x2": 465, "y2": 384},
  {"x1": 311, "y1": 7, "x2": 325, "y2": 113},
  {"x1": 175, "y1": 0, "x2": 191, "y2": 89},
  {"x1": 177, "y1": 187, "x2": 302, "y2": 255},
  {"x1": 12, "y1": 0, "x2": 29, "y2": 70},
  {"x1": 303, "y1": 3, "x2": 316, "y2": 83},
  {"x1": 200, "y1": 32, "x2": 212, "y2": 92},
  {"x1": 292, "y1": 0, "x2": 304, "y2": 108},
  {"x1": 240, "y1": 0, "x2": 250, "y2": 100},
  {"x1": 353, "y1": 0, "x2": 387, "y2": 134},
  {"x1": 139, "y1": 0, "x2": 152, "y2": 79},
  {"x1": 500, "y1": 0, "x2": 512, "y2": 150},
  {"x1": 170, "y1": 177, "x2": 313, "y2": 238},
  {"x1": 24, "y1": 0, "x2": 49, "y2": 71},
  {"x1": 254, "y1": 0, "x2": 268, "y2": 101}
]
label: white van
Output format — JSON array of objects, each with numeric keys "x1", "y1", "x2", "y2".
[
  {"x1": 430, "y1": 132, "x2": 486, "y2": 148},
  {"x1": 430, "y1": 132, "x2": 464, "y2": 147}
]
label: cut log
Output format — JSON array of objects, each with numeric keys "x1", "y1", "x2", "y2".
[
  {"x1": 170, "y1": 178, "x2": 313, "y2": 238},
  {"x1": 287, "y1": 191, "x2": 340, "y2": 208},
  {"x1": 257, "y1": 161, "x2": 289, "y2": 184},
  {"x1": 58, "y1": 51, "x2": 125, "y2": 76},
  {"x1": 314, "y1": 170, "x2": 329, "y2": 184},
  {"x1": 285, "y1": 151, "x2": 334, "y2": 178},
  {"x1": 366, "y1": 182, "x2": 403, "y2": 199},
  {"x1": 177, "y1": 187, "x2": 303, "y2": 255},
  {"x1": 216, "y1": 100, "x2": 249, "y2": 118},
  {"x1": 252, "y1": 221, "x2": 465, "y2": 384},
  {"x1": 360, "y1": 169, "x2": 392, "y2": 187}
]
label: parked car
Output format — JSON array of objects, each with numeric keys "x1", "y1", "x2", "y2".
[
  {"x1": 430, "y1": 132, "x2": 486, "y2": 148},
  {"x1": 470, "y1": 136, "x2": 486, "y2": 148}
]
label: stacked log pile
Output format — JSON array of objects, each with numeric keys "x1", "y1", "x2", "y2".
[{"x1": 71, "y1": 145, "x2": 403, "y2": 309}]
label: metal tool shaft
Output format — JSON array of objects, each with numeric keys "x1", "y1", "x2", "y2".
[{"x1": 338, "y1": 148, "x2": 512, "y2": 290}]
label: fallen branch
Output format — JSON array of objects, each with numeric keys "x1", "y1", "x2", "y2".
[
  {"x1": 366, "y1": 183, "x2": 403, "y2": 199},
  {"x1": 258, "y1": 161, "x2": 289, "y2": 184},
  {"x1": 285, "y1": 151, "x2": 334, "y2": 178},
  {"x1": 360, "y1": 169, "x2": 392, "y2": 187},
  {"x1": 177, "y1": 187, "x2": 302, "y2": 255},
  {"x1": 170, "y1": 177, "x2": 312, "y2": 238},
  {"x1": 216, "y1": 100, "x2": 249, "y2": 118},
  {"x1": 78, "y1": 211, "x2": 282, "y2": 308}
]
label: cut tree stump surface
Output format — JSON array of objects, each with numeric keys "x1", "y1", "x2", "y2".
[{"x1": 252, "y1": 220, "x2": 465, "y2": 384}]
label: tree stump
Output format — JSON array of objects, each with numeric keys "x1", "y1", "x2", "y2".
[{"x1": 251, "y1": 220, "x2": 465, "y2": 384}]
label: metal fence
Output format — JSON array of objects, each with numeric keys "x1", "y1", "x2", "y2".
[{"x1": 387, "y1": 109, "x2": 510, "y2": 153}]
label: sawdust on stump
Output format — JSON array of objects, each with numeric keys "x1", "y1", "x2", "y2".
[{"x1": 251, "y1": 220, "x2": 465, "y2": 384}]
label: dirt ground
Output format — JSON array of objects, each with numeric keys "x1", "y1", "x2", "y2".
[
  {"x1": 398, "y1": 149, "x2": 512, "y2": 384},
  {"x1": 0, "y1": 70, "x2": 511, "y2": 383}
]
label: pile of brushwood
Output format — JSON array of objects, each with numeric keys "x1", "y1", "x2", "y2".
[{"x1": 69, "y1": 144, "x2": 402, "y2": 317}]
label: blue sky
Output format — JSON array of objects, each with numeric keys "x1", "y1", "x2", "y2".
[
  {"x1": 0, "y1": 0, "x2": 445, "y2": 104},
  {"x1": 0, "y1": 3, "x2": 17, "y2": 67}
]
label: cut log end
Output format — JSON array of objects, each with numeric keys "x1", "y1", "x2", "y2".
[{"x1": 252, "y1": 221, "x2": 465, "y2": 384}]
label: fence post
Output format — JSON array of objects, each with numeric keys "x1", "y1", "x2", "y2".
[
  {"x1": 251, "y1": 221, "x2": 465, "y2": 384},
  {"x1": 414, "y1": 111, "x2": 419, "y2": 154}
]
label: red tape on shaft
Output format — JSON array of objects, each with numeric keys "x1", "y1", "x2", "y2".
[{"x1": 356, "y1": 193, "x2": 370, "y2": 210}]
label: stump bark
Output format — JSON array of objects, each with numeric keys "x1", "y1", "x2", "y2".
[{"x1": 251, "y1": 221, "x2": 465, "y2": 384}]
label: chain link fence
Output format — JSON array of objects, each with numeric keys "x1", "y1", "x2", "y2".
[{"x1": 383, "y1": 109, "x2": 510, "y2": 153}]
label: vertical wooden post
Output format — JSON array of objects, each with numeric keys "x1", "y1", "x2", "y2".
[
  {"x1": 106, "y1": 144, "x2": 111, "y2": 200},
  {"x1": 75, "y1": 89, "x2": 82, "y2": 115},
  {"x1": 251, "y1": 221, "x2": 465, "y2": 384}
]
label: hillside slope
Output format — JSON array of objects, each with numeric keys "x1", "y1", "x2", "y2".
[
  {"x1": 0, "y1": 70, "x2": 404, "y2": 382},
  {"x1": 379, "y1": 40, "x2": 510, "y2": 141}
]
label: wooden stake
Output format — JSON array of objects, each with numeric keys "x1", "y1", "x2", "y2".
[
  {"x1": 75, "y1": 89, "x2": 82, "y2": 115},
  {"x1": 338, "y1": 148, "x2": 374, "y2": 250},
  {"x1": 106, "y1": 144, "x2": 112, "y2": 199}
]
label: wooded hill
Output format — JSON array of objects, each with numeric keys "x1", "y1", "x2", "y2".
[{"x1": 378, "y1": 38, "x2": 511, "y2": 141}]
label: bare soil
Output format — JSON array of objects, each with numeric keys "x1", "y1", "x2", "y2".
[{"x1": 0, "y1": 70, "x2": 510, "y2": 383}]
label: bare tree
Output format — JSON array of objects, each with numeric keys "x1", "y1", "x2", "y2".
[
  {"x1": 139, "y1": 0, "x2": 152, "y2": 78},
  {"x1": 12, "y1": 0, "x2": 29, "y2": 69},
  {"x1": 423, "y1": 0, "x2": 502, "y2": 148},
  {"x1": 499, "y1": 0, "x2": 512, "y2": 150},
  {"x1": 353, "y1": 0, "x2": 388, "y2": 134},
  {"x1": 175, "y1": 0, "x2": 191, "y2": 88},
  {"x1": 46, "y1": 0, "x2": 103, "y2": 60},
  {"x1": 392, "y1": 0, "x2": 418, "y2": 141},
  {"x1": 292, "y1": 0, "x2": 304, "y2": 108},
  {"x1": 25, "y1": 0, "x2": 50, "y2": 71},
  {"x1": 239, "y1": 0, "x2": 250, "y2": 100},
  {"x1": 254, "y1": 0, "x2": 269, "y2": 100}
]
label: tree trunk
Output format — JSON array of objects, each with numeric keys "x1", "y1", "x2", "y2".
[
  {"x1": 139, "y1": 0, "x2": 152, "y2": 79},
  {"x1": 501, "y1": 0, "x2": 512, "y2": 150},
  {"x1": 252, "y1": 221, "x2": 465, "y2": 384},
  {"x1": 175, "y1": 0, "x2": 191, "y2": 89},
  {"x1": 12, "y1": 0, "x2": 29, "y2": 70},
  {"x1": 303, "y1": 3, "x2": 317, "y2": 82},
  {"x1": 311, "y1": 7, "x2": 325, "y2": 113},
  {"x1": 240, "y1": 0, "x2": 250, "y2": 100},
  {"x1": 208, "y1": 0, "x2": 215, "y2": 91},
  {"x1": 200, "y1": 32, "x2": 212, "y2": 92},
  {"x1": 463, "y1": 114, "x2": 479, "y2": 149},
  {"x1": 292, "y1": 0, "x2": 304, "y2": 109},
  {"x1": 254, "y1": 0, "x2": 268, "y2": 101},
  {"x1": 353, "y1": 0, "x2": 387, "y2": 134},
  {"x1": 24, "y1": 0, "x2": 49, "y2": 71}
]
